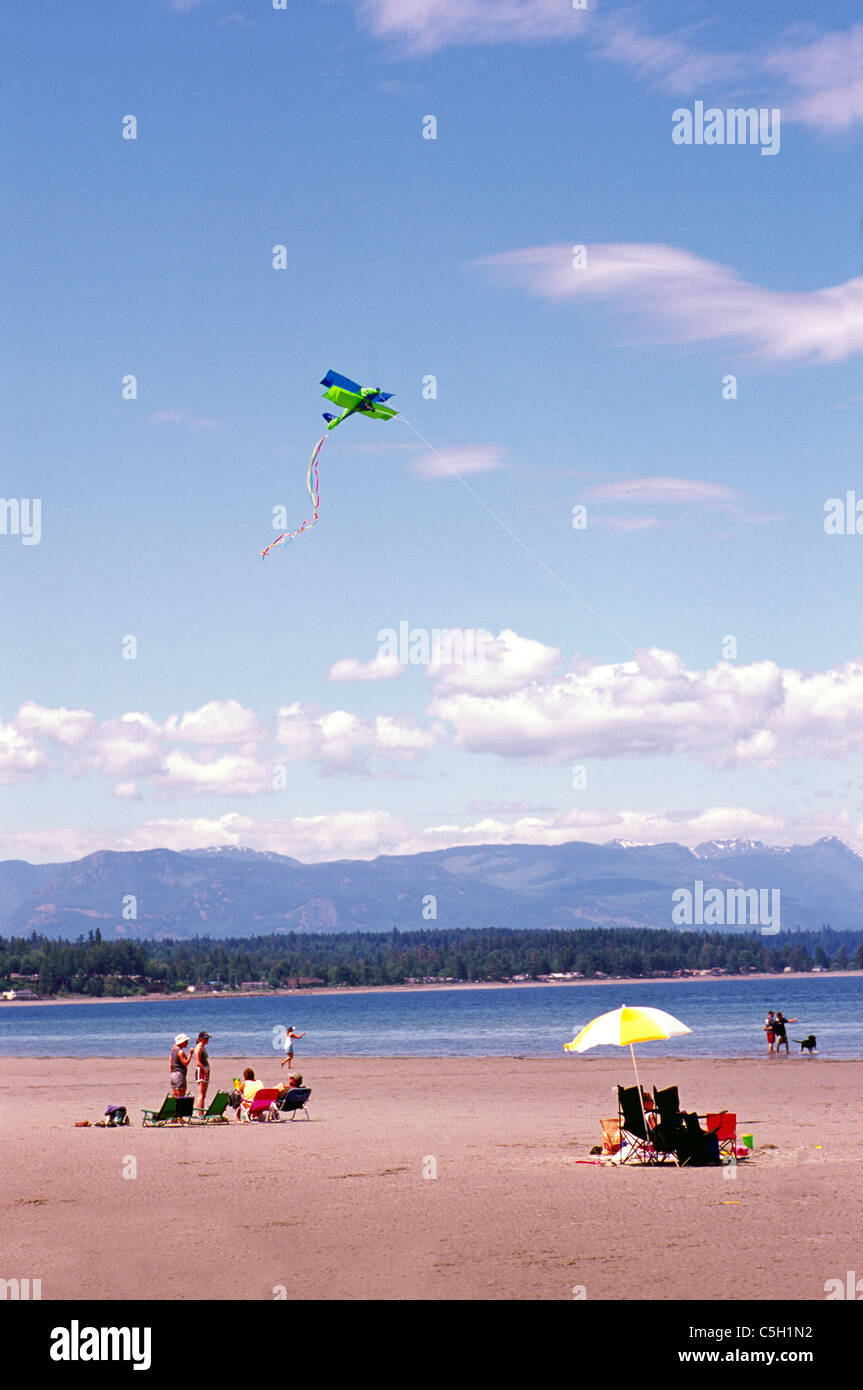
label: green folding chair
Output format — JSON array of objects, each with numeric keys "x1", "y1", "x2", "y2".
[
  {"x1": 141, "y1": 1095, "x2": 193, "y2": 1126},
  {"x1": 189, "y1": 1091, "x2": 230, "y2": 1125}
]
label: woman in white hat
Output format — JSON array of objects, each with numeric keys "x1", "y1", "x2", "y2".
[{"x1": 170, "y1": 1034, "x2": 190, "y2": 1099}]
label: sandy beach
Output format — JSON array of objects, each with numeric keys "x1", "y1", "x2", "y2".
[{"x1": 2, "y1": 1055, "x2": 860, "y2": 1301}]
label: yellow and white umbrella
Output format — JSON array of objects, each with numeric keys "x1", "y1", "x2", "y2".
[{"x1": 565, "y1": 1004, "x2": 693, "y2": 1143}]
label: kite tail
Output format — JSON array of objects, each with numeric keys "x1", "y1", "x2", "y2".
[{"x1": 261, "y1": 435, "x2": 326, "y2": 559}]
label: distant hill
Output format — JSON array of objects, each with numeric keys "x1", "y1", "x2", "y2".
[{"x1": 0, "y1": 836, "x2": 860, "y2": 941}]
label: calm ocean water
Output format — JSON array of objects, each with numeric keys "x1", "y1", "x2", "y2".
[{"x1": 0, "y1": 976, "x2": 860, "y2": 1059}]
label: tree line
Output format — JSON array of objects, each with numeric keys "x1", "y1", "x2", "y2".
[{"x1": 1, "y1": 925, "x2": 862, "y2": 997}]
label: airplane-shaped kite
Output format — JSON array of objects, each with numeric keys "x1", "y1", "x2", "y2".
[{"x1": 320, "y1": 369, "x2": 398, "y2": 431}]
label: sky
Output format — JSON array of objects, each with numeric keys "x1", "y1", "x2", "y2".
[{"x1": 2, "y1": 0, "x2": 863, "y2": 865}]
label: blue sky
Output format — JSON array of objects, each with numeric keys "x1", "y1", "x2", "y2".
[{"x1": 3, "y1": 0, "x2": 863, "y2": 864}]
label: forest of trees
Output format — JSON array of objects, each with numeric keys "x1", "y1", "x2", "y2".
[{"x1": 1, "y1": 925, "x2": 862, "y2": 997}]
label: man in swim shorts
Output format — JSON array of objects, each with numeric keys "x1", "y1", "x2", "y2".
[{"x1": 763, "y1": 1011, "x2": 775, "y2": 1054}]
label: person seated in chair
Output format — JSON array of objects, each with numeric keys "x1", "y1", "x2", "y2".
[{"x1": 235, "y1": 1068, "x2": 265, "y2": 1121}]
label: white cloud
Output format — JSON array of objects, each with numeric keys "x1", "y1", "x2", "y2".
[
  {"x1": 164, "y1": 699, "x2": 262, "y2": 744},
  {"x1": 0, "y1": 721, "x2": 45, "y2": 784},
  {"x1": 478, "y1": 242, "x2": 863, "y2": 366},
  {"x1": 764, "y1": 25, "x2": 863, "y2": 132},
  {"x1": 354, "y1": 0, "x2": 586, "y2": 54},
  {"x1": 275, "y1": 702, "x2": 436, "y2": 772},
  {"x1": 151, "y1": 751, "x2": 271, "y2": 797},
  {"x1": 428, "y1": 648, "x2": 863, "y2": 770},
  {"x1": 4, "y1": 803, "x2": 858, "y2": 866},
  {"x1": 353, "y1": 3, "x2": 863, "y2": 134},
  {"x1": 14, "y1": 701, "x2": 95, "y2": 746},
  {"x1": 327, "y1": 654, "x2": 403, "y2": 682},
  {"x1": 411, "y1": 445, "x2": 507, "y2": 479},
  {"x1": 586, "y1": 477, "x2": 741, "y2": 506},
  {"x1": 428, "y1": 628, "x2": 561, "y2": 695}
]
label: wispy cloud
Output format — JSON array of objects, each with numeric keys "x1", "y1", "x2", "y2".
[
  {"x1": 411, "y1": 444, "x2": 507, "y2": 479},
  {"x1": 764, "y1": 24, "x2": 863, "y2": 132},
  {"x1": 354, "y1": 0, "x2": 587, "y2": 55},
  {"x1": 149, "y1": 409, "x2": 222, "y2": 432},
  {"x1": 353, "y1": 3, "x2": 863, "y2": 133},
  {"x1": 478, "y1": 242, "x2": 863, "y2": 366},
  {"x1": 586, "y1": 477, "x2": 742, "y2": 506}
]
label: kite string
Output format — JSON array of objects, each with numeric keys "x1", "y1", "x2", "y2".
[{"x1": 261, "y1": 434, "x2": 326, "y2": 558}]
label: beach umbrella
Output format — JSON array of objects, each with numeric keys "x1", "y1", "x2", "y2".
[{"x1": 564, "y1": 1004, "x2": 693, "y2": 1151}]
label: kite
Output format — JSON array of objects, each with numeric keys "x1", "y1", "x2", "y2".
[
  {"x1": 261, "y1": 370, "x2": 396, "y2": 558},
  {"x1": 320, "y1": 369, "x2": 398, "y2": 431}
]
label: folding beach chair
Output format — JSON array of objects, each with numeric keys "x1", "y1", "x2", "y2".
[
  {"x1": 677, "y1": 1111, "x2": 721, "y2": 1166},
  {"x1": 189, "y1": 1090, "x2": 230, "y2": 1125},
  {"x1": 647, "y1": 1084, "x2": 683, "y2": 1165},
  {"x1": 599, "y1": 1117, "x2": 621, "y2": 1156},
  {"x1": 238, "y1": 1087, "x2": 282, "y2": 1122},
  {"x1": 141, "y1": 1095, "x2": 194, "y2": 1127},
  {"x1": 617, "y1": 1085, "x2": 654, "y2": 1164},
  {"x1": 272, "y1": 1087, "x2": 312, "y2": 1122},
  {"x1": 705, "y1": 1112, "x2": 737, "y2": 1158}
]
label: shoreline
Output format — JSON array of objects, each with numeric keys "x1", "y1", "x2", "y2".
[{"x1": 1, "y1": 968, "x2": 860, "y2": 1007}]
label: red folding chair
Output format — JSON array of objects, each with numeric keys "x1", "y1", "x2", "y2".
[
  {"x1": 238, "y1": 1087, "x2": 281, "y2": 1122},
  {"x1": 705, "y1": 1111, "x2": 737, "y2": 1157}
]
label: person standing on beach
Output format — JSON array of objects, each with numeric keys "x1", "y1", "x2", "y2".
[
  {"x1": 280, "y1": 1025, "x2": 306, "y2": 1070},
  {"x1": 773, "y1": 1012, "x2": 797, "y2": 1055},
  {"x1": 191, "y1": 1030, "x2": 211, "y2": 1114},
  {"x1": 763, "y1": 1011, "x2": 776, "y2": 1055},
  {"x1": 169, "y1": 1034, "x2": 190, "y2": 1097}
]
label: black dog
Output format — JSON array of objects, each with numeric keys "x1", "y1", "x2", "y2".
[{"x1": 793, "y1": 1034, "x2": 817, "y2": 1054}]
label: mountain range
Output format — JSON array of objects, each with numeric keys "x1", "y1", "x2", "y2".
[{"x1": 0, "y1": 836, "x2": 860, "y2": 941}]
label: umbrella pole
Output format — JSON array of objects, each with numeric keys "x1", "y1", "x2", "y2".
[{"x1": 630, "y1": 1044, "x2": 653, "y2": 1164}]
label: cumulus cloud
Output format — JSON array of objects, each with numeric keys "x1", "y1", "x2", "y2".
[
  {"x1": 428, "y1": 648, "x2": 863, "y2": 771},
  {"x1": 163, "y1": 699, "x2": 262, "y2": 744},
  {"x1": 327, "y1": 654, "x2": 403, "y2": 682},
  {"x1": 150, "y1": 751, "x2": 271, "y2": 798},
  {"x1": 478, "y1": 242, "x2": 863, "y2": 366},
  {"x1": 14, "y1": 702, "x2": 95, "y2": 747},
  {"x1": 0, "y1": 720, "x2": 46, "y2": 784},
  {"x1": 428, "y1": 628, "x2": 561, "y2": 695},
  {"x1": 276, "y1": 703, "x2": 437, "y2": 773},
  {"x1": 9, "y1": 642, "x2": 863, "y2": 802}
]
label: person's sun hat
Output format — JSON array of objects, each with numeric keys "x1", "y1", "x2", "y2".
[{"x1": 175, "y1": 1034, "x2": 189, "y2": 1045}]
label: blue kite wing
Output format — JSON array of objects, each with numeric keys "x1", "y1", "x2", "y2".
[
  {"x1": 320, "y1": 370, "x2": 394, "y2": 403},
  {"x1": 321, "y1": 369, "x2": 363, "y2": 395}
]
